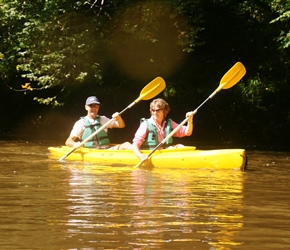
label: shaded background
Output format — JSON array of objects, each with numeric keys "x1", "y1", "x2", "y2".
[{"x1": 1, "y1": 0, "x2": 289, "y2": 150}]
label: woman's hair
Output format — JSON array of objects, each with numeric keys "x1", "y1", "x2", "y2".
[{"x1": 150, "y1": 98, "x2": 170, "y2": 118}]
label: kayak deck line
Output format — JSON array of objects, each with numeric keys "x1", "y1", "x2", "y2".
[{"x1": 48, "y1": 146, "x2": 247, "y2": 171}]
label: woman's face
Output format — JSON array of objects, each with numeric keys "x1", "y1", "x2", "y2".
[{"x1": 150, "y1": 105, "x2": 164, "y2": 122}]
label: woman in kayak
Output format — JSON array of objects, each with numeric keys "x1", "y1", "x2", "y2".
[
  {"x1": 65, "y1": 96, "x2": 132, "y2": 150},
  {"x1": 132, "y1": 98, "x2": 194, "y2": 161}
]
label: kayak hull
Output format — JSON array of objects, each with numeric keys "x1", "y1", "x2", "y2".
[{"x1": 48, "y1": 146, "x2": 247, "y2": 171}]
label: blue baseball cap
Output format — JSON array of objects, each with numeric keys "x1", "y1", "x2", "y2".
[{"x1": 85, "y1": 96, "x2": 100, "y2": 105}]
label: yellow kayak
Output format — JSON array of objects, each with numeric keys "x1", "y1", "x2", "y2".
[{"x1": 48, "y1": 146, "x2": 247, "y2": 171}]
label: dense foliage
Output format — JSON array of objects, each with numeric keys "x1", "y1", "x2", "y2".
[{"x1": 1, "y1": 0, "x2": 289, "y2": 149}]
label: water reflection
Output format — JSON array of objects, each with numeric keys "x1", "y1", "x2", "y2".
[
  {"x1": 48, "y1": 162, "x2": 245, "y2": 249},
  {"x1": 1, "y1": 141, "x2": 290, "y2": 249}
]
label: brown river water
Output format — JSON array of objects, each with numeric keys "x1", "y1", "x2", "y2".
[{"x1": 0, "y1": 140, "x2": 289, "y2": 250}]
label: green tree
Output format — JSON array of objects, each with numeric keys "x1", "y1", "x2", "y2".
[
  {"x1": 1, "y1": 0, "x2": 289, "y2": 148},
  {"x1": 1, "y1": 0, "x2": 111, "y2": 105},
  {"x1": 234, "y1": 0, "x2": 290, "y2": 147},
  {"x1": 1, "y1": 0, "x2": 202, "y2": 105}
]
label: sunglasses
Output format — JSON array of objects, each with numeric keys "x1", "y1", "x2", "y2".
[{"x1": 151, "y1": 108, "x2": 163, "y2": 113}]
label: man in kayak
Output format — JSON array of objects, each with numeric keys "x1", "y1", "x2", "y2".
[
  {"x1": 65, "y1": 96, "x2": 132, "y2": 150},
  {"x1": 132, "y1": 98, "x2": 194, "y2": 161}
]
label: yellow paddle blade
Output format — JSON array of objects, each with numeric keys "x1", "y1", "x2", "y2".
[
  {"x1": 135, "y1": 77, "x2": 166, "y2": 103},
  {"x1": 219, "y1": 62, "x2": 246, "y2": 90}
]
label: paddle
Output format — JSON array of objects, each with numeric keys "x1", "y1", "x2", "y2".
[
  {"x1": 59, "y1": 77, "x2": 166, "y2": 161},
  {"x1": 134, "y1": 62, "x2": 246, "y2": 168}
]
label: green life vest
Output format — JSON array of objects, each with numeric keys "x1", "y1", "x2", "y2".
[
  {"x1": 140, "y1": 118, "x2": 173, "y2": 150},
  {"x1": 81, "y1": 116, "x2": 110, "y2": 148}
]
